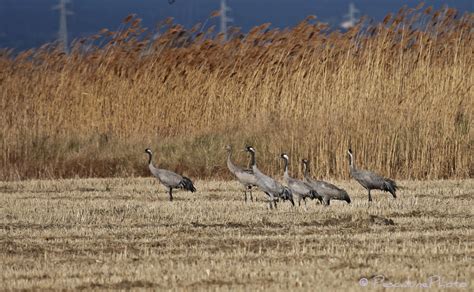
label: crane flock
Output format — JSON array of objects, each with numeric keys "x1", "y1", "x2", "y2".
[{"x1": 145, "y1": 146, "x2": 398, "y2": 208}]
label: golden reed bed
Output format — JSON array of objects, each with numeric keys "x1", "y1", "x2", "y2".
[{"x1": 0, "y1": 5, "x2": 472, "y2": 181}]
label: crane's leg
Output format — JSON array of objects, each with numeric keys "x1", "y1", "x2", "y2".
[
  {"x1": 169, "y1": 188, "x2": 173, "y2": 201},
  {"x1": 323, "y1": 196, "x2": 330, "y2": 206},
  {"x1": 368, "y1": 189, "x2": 372, "y2": 202},
  {"x1": 265, "y1": 192, "x2": 272, "y2": 209},
  {"x1": 303, "y1": 197, "x2": 308, "y2": 211},
  {"x1": 298, "y1": 196, "x2": 302, "y2": 206},
  {"x1": 249, "y1": 187, "x2": 254, "y2": 202},
  {"x1": 244, "y1": 189, "x2": 247, "y2": 202}
]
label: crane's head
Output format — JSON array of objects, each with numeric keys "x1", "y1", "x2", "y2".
[
  {"x1": 145, "y1": 148, "x2": 152, "y2": 155},
  {"x1": 225, "y1": 145, "x2": 232, "y2": 152},
  {"x1": 343, "y1": 192, "x2": 351, "y2": 204},
  {"x1": 347, "y1": 148, "x2": 353, "y2": 158},
  {"x1": 280, "y1": 153, "x2": 289, "y2": 161},
  {"x1": 301, "y1": 159, "x2": 309, "y2": 172},
  {"x1": 245, "y1": 146, "x2": 255, "y2": 153}
]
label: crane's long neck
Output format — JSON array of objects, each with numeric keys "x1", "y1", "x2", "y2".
[
  {"x1": 147, "y1": 152, "x2": 153, "y2": 166},
  {"x1": 283, "y1": 158, "x2": 289, "y2": 175},
  {"x1": 226, "y1": 150, "x2": 236, "y2": 172},
  {"x1": 303, "y1": 162, "x2": 309, "y2": 178},
  {"x1": 348, "y1": 153, "x2": 355, "y2": 171},
  {"x1": 283, "y1": 158, "x2": 290, "y2": 181},
  {"x1": 249, "y1": 151, "x2": 256, "y2": 168},
  {"x1": 247, "y1": 154, "x2": 253, "y2": 170}
]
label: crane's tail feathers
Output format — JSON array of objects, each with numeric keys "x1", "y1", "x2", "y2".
[
  {"x1": 310, "y1": 190, "x2": 323, "y2": 202},
  {"x1": 383, "y1": 179, "x2": 397, "y2": 198},
  {"x1": 180, "y1": 176, "x2": 196, "y2": 193},
  {"x1": 288, "y1": 195, "x2": 295, "y2": 206},
  {"x1": 280, "y1": 187, "x2": 294, "y2": 205}
]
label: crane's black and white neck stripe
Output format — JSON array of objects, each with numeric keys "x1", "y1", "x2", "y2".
[
  {"x1": 145, "y1": 148, "x2": 153, "y2": 165},
  {"x1": 347, "y1": 148, "x2": 355, "y2": 169},
  {"x1": 280, "y1": 153, "x2": 290, "y2": 179}
]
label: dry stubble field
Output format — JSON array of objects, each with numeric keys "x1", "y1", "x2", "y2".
[{"x1": 1, "y1": 178, "x2": 473, "y2": 290}]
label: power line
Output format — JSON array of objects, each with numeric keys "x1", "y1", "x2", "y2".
[
  {"x1": 341, "y1": 2, "x2": 359, "y2": 29},
  {"x1": 52, "y1": 0, "x2": 73, "y2": 54},
  {"x1": 220, "y1": 0, "x2": 233, "y2": 41}
]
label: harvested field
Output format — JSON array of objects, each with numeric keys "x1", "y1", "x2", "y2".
[{"x1": 1, "y1": 179, "x2": 472, "y2": 290}]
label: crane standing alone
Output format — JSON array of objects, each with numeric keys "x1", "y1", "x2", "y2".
[
  {"x1": 347, "y1": 149, "x2": 397, "y2": 202},
  {"x1": 145, "y1": 148, "x2": 196, "y2": 201}
]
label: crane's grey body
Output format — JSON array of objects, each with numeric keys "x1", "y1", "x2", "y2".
[
  {"x1": 302, "y1": 159, "x2": 350, "y2": 206},
  {"x1": 226, "y1": 145, "x2": 258, "y2": 202},
  {"x1": 245, "y1": 146, "x2": 294, "y2": 209},
  {"x1": 145, "y1": 148, "x2": 196, "y2": 201},
  {"x1": 280, "y1": 154, "x2": 319, "y2": 207},
  {"x1": 347, "y1": 149, "x2": 397, "y2": 202}
]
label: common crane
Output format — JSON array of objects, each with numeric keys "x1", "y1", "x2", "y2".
[
  {"x1": 302, "y1": 159, "x2": 351, "y2": 206},
  {"x1": 280, "y1": 154, "x2": 319, "y2": 207},
  {"x1": 244, "y1": 146, "x2": 294, "y2": 209},
  {"x1": 225, "y1": 145, "x2": 258, "y2": 202},
  {"x1": 145, "y1": 148, "x2": 196, "y2": 201},
  {"x1": 347, "y1": 149, "x2": 397, "y2": 202}
]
